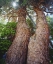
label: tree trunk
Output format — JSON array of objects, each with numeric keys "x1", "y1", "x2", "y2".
[
  {"x1": 27, "y1": 7, "x2": 50, "y2": 64},
  {"x1": 6, "y1": 7, "x2": 30, "y2": 64}
]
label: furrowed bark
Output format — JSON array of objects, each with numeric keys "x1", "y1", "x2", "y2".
[
  {"x1": 6, "y1": 7, "x2": 30, "y2": 64},
  {"x1": 27, "y1": 7, "x2": 50, "y2": 64}
]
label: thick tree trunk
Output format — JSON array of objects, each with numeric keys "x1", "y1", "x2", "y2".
[
  {"x1": 27, "y1": 7, "x2": 50, "y2": 64},
  {"x1": 6, "y1": 7, "x2": 30, "y2": 64}
]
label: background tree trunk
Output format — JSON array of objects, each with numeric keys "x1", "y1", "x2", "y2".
[
  {"x1": 27, "y1": 7, "x2": 50, "y2": 64},
  {"x1": 6, "y1": 7, "x2": 30, "y2": 64}
]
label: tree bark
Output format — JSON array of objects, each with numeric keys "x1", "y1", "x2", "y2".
[
  {"x1": 6, "y1": 7, "x2": 30, "y2": 64},
  {"x1": 27, "y1": 7, "x2": 50, "y2": 64}
]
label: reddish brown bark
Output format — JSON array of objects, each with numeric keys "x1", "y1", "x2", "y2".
[
  {"x1": 6, "y1": 7, "x2": 30, "y2": 64},
  {"x1": 27, "y1": 7, "x2": 50, "y2": 64}
]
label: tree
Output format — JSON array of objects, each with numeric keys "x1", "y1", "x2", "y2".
[
  {"x1": 0, "y1": 0, "x2": 30, "y2": 64},
  {"x1": 0, "y1": 0, "x2": 53, "y2": 64},
  {"x1": 27, "y1": 0, "x2": 53, "y2": 64},
  {"x1": 27, "y1": 7, "x2": 50, "y2": 64},
  {"x1": 6, "y1": 6, "x2": 30, "y2": 64}
]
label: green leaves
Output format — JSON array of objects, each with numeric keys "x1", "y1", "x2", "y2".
[
  {"x1": 0, "y1": 0, "x2": 11, "y2": 7},
  {"x1": 26, "y1": 19, "x2": 35, "y2": 35},
  {"x1": 22, "y1": 0, "x2": 28, "y2": 5},
  {"x1": 0, "y1": 22, "x2": 17, "y2": 38},
  {"x1": 0, "y1": 21, "x2": 17, "y2": 57},
  {"x1": 47, "y1": 17, "x2": 53, "y2": 39},
  {"x1": 47, "y1": 16, "x2": 53, "y2": 63},
  {"x1": 19, "y1": 0, "x2": 28, "y2": 6}
]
